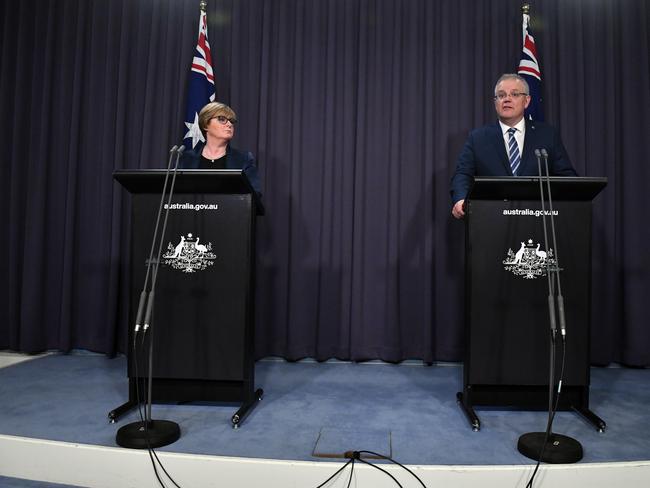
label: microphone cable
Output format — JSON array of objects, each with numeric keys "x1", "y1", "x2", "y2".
[
  {"x1": 525, "y1": 339, "x2": 568, "y2": 488},
  {"x1": 313, "y1": 450, "x2": 428, "y2": 488},
  {"x1": 314, "y1": 458, "x2": 355, "y2": 488},
  {"x1": 356, "y1": 451, "x2": 426, "y2": 488},
  {"x1": 357, "y1": 457, "x2": 403, "y2": 488}
]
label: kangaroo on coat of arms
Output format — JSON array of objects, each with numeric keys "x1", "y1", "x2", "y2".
[
  {"x1": 162, "y1": 233, "x2": 216, "y2": 273},
  {"x1": 503, "y1": 238, "x2": 557, "y2": 279}
]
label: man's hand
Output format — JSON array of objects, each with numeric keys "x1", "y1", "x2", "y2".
[{"x1": 452, "y1": 199, "x2": 466, "y2": 219}]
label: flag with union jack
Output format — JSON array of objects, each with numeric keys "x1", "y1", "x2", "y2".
[
  {"x1": 183, "y1": 2, "x2": 216, "y2": 151},
  {"x1": 517, "y1": 6, "x2": 543, "y2": 121}
]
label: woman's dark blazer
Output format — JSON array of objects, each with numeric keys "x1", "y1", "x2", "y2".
[{"x1": 179, "y1": 142, "x2": 262, "y2": 196}]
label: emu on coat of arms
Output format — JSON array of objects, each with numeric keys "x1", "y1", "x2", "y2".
[
  {"x1": 503, "y1": 238, "x2": 557, "y2": 280},
  {"x1": 162, "y1": 233, "x2": 216, "y2": 273}
]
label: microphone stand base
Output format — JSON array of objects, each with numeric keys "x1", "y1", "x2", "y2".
[
  {"x1": 116, "y1": 420, "x2": 180, "y2": 449},
  {"x1": 518, "y1": 432, "x2": 583, "y2": 464}
]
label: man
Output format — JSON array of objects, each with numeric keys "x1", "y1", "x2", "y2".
[{"x1": 450, "y1": 74, "x2": 577, "y2": 219}]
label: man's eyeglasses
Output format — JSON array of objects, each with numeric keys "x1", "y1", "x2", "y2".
[
  {"x1": 213, "y1": 115, "x2": 238, "y2": 125},
  {"x1": 494, "y1": 92, "x2": 529, "y2": 101}
]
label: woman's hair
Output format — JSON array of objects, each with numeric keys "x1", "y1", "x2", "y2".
[{"x1": 198, "y1": 102, "x2": 237, "y2": 136}]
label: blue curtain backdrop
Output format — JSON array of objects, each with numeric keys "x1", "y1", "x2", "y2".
[{"x1": 1, "y1": 0, "x2": 648, "y2": 365}]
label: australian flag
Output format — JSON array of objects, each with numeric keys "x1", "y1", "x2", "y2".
[
  {"x1": 183, "y1": 3, "x2": 216, "y2": 151},
  {"x1": 517, "y1": 7, "x2": 543, "y2": 121}
]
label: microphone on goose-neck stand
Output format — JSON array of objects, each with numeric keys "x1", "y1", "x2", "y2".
[
  {"x1": 541, "y1": 148, "x2": 566, "y2": 340},
  {"x1": 141, "y1": 143, "x2": 185, "y2": 425},
  {"x1": 534, "y1": 148, "x2": 557, "y2": 342},
  {"x1": 142, "y1": 145, "x2": 185, "y2": 335},
  {"x1": 516, "y1": 148, "x2": 582, "y2": 466},
  {"x1": 116, "y1": 144, "x2": 184, "y2": 450},
  {"x1": 134, "y1": 145, "x2": 179, "y2": 336}
]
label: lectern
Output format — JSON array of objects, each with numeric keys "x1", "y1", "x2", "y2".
[
  {"x1": 457, "y1": 176, "x2": 607, "y2": 432},
  {"x1": 110, "y1": 169, "x2": 263, "y2": 428}
]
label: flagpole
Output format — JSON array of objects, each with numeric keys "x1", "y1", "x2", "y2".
[
  {"x1": 522, "y1": 3, "x2": 530, "y2": 50},
  {"x1": 182, "y1": 0, "x2": 216, "y2": 151}
]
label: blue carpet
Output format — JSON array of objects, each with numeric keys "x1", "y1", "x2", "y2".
[
  {"x1": 313, "y1": 427, "x2": 392, "y2": 458},
  {"x1": 0, "y1": 354, "x2": 649, "y2": 466}
]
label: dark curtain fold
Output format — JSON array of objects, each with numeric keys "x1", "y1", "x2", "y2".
[{"x1": 1, "y1": 0, "x2": 648, "y2": 365}]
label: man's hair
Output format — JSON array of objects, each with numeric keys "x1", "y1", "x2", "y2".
[
  {"x1": 494, "y1": 74, "x2": 530, "y2": 96},
  {"x1": 198, "y1": 102, "x2": 237, "y2": 136}
]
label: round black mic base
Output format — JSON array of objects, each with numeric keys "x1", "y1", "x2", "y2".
[
  {"x1": 116, "y1": 420, "x2": 180, "y2": 449},
  {"x1": 518, "y1": 432, "x2": 583, "y2": 464}
]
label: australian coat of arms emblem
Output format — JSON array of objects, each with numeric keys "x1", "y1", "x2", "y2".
[
  {"x1": 162, "y1": 233, "x2": 216, "y2": 273},
  {"x1": 503, "y1": 238, "x2": 557, "y2": 280}
]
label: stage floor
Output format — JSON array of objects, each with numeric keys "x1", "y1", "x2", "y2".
[{"x1": 1, "y1": 352, "x2": 649, "y2": 469}]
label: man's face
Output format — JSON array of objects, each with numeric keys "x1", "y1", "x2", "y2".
[{"x1": 494, "y1": 78, "x2": 531, "y2": 126}]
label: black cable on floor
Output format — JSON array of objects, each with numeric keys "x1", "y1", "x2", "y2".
[
  {"x1": 147, "y1": 441, "x2": 169, "y2": 488},
  {"x1": 357, "y1": 450, "x2": 427, "y2": 488},
  {"x1": 358, "y1": 457, "x2": 404, "y2": 488},
  {"x1": 525, "y1": 338, "x2": 567, "y2": 488},
  {"x1": 132, "y1": 336, "x2": 145, "y2": 424},
  {"x1": 314, "y1": 458, "x2": 354, "y2": 488},
  {"x1": 345, "y1": 458, "x2": 355, "y2": 488},
  {"x1": 314, "y1": 450, "x2": 427, "y2": 488},
  {"x1": 136, "y1": 332, "x2": 183, "y2": 488}
]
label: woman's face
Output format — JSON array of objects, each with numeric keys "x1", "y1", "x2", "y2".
[{"x1": 205, "y1": 114, "x2": 235, "y2": 143}]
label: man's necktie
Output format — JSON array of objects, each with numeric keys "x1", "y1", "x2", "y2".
[{"x1": 507, "y1": 127, "x2": 521, "y2": 176}]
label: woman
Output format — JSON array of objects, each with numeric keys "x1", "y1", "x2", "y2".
[{"x1": 180, "y1": 102, "x2": 261, "y2": 195}]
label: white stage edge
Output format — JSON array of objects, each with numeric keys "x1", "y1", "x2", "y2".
[
  {"x1": 1, "y1": 434, "x2": 649, "y2": 488},
  {"x1": 0, "y1": 351, "x2": 50, "y2": 369}
]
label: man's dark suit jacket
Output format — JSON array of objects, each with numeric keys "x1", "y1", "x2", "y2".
[
  {"x1": 450, "y1": 119, "x2": 577, "y2": 204},
  {"x1": 179, "y1": 142, "x2": 262, "y2": 196}
]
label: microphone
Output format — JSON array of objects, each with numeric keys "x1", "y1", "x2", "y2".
[
  {"x1": 143, "y1": 144, "x2": 184, "y2": 334},
  {"x1": 134, "y1": 291, "x2": 147, "y2": 333},
  {"x1": 535, "y1": 148, "x2": 557, "y2": 339},
  {"x1": 558, "y1": 296, "x2": 567, "y2": 339},
  {"x1": 540, "y1": 148, "x2": 567, "y2": 339},
  {"x1": 132, "y1": 145, "x2": 179, "y2": 335},
  {"x1": 170, "y1": 145, "x2": 185, "y2": 174},
  {"x1": 142, "y1": 291, "x2": 155, "y2": 332}
]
